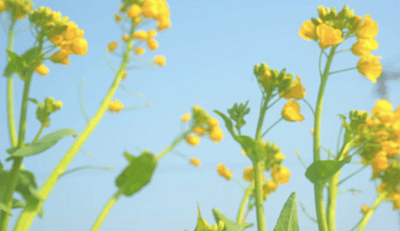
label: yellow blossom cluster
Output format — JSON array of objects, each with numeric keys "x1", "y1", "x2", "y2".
[
  {"x1": 253, "y1": 63, "x2": 305, "y2": 122},
  {"x1": 108, "y1": 100, "x2": 124, "y2": 113},
  {"x1": 352, "y1": 100, "x2": 400, "y2": 210},
  {"x1": 121, "y1": 0, "x2": 171, "y2": 30},
  {"x1": 299, "y1": 5, "x2": 382, "y2": 82},
  {"x1": 183, "y1": 106, "x2": 224, "y2": 147},
  {"x1": 0, "y1": 0, "x2": 33, "y2": 20},
  {"x1": 29, "y1": 7, "x2": 88, "y2": 65}
]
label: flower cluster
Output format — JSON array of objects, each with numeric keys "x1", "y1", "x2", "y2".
[
  {"x1": 121, "y1": 0, "x2": 171, "y2": 30},
  {"x1": 116, "y1": 0, "x2": 170, "y2": 66},
  {"x1": 253, "y1": 63, "x2": 305, "y2": 122},
  {"x1": 34, "y1": 97, "x2": 63, "y2": 127},
  {"x1": 29, "y1": 7, "x2": 88, "y2": 66},
  {"x1": 0, "y1": 0, "x2": 33, "y2": 20},
  {"x1": 351, "y1": 100, "x2": 400, "y2": 209},
  {"x1": 299, "y1": 5, "x2": 382, "y2": 82},
  {"x1": 182, "y1": 106, "x2": 224, "y2": 146}
]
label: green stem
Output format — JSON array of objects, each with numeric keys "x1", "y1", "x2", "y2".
[
  {"x1": 329, "y1": 67, "x2": 357, "y2": 75},
  {"x1": 6, "y1": 18, "x2": 17, "y2": 148},
  {"x1": 313, "y1": 46, "x2": 337, "y2": 231},
  {"x1": 261, "y1": 117, "x2": 282, "y2": 138},
  {"x1": 327, "y1": 139, "x2": 355, "y2": 231},
  {"x1": 335, "y1": 48, "x2": 351, "y2": 54},
  {"x1": 232, "y1": 178, "x2": 246, "y2": 191},
  {"x1": 32, "y1": 125, "x2": 44, "y2": 143},
  {"x1": 355, "y1": 192, "x2": 387, "y2": 231},
  {"x1": 252, "y1": 160, "x2": 266, "y2": 231},
  {"x1": 155, "y1": 128, "x2": 193, "y2": 161},
  {"x1": 14, "y1": 25, "x2": 136, "y2": 231},
  {"x1": 338, "y1": 166, "x2": 367, "y2": 186},
  {"x1": 302, "y1": 98, "x2": 315, "y2": 115},
  {"x1": 236, "y1": 181, "x2": 254, "y2": 224},
  {"x1": 91, "y1": 189, "x2": 123, "y2": 231},
  {"x1": 0, "y1": 74, "x2": 33, "y2": 231},
  {"x1": 79, "y1": 78, "x2": 90, "y2": 122}
]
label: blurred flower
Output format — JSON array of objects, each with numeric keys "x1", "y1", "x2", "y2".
[
  {"x1": 217, "y1": 164, "x2": 232, "y2": 180},
  {"x1": 189, "y1": 158, "x2": 201, "y2": 167},
  {"x1": 357, "y1": 54, "x2": 382, "y2": 83},
  {"x1": 282, "y1": 100, "x2": 304, "y2": 122},
  {"x1": 108, "y1": 100, "x2": 124, "y2": 112}
]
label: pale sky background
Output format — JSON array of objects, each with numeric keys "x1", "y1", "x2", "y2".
[{"x1": 1, "y1": 0, "x2": 400, "y2": 230}]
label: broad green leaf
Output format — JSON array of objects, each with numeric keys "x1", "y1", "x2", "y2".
[
  {"x1": 194, "y1": 203, "x2": 212, "y2": 231},
  {"x1": 212, "y1": 208, "x2": 253, "y2": 231},
  {"x1": 236, "y1": 135, "x2": 266, "y2": 161},
  {"x1": 28, "y1": 98, "x2": 40, "y2": 105},
  {"x1": 3, "y1": 50, "x2": 23, "y2": 77},
  {"x1": 214, "y1": 110, "x2": 237, "y2": 140},
  {"x1": 115, "y1": 151, "x2": 157, "y2": 196},
  {"x1": 273, "y1": 192, "x2": 299, "y2": 231},
  {"x1": 0, "y1": 202, "x2": 11, "y2": 215},
  {"x1": 21, "y1": 47, "x2": 42, "y2": 65},
  {"x1": 8, "y1": 128, "x2": 77, "y2": 158},
  {"x1": 305, "y1": 156, "x2": 352, "y2": 184}
]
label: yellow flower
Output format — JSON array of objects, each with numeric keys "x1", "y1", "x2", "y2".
[
  {"x1": 122, "y1": 71, "x2": 128, "y2": 80},
  {"x1": 371, "y1": 151, "x2": 389, "y2": 173},
  {"x1": 357, "y1": 54, "x2": 382, "y2": 83},
  {"x1": 282, "y1": 76, "x2": 306, "y2": 100},
  {"x1": 108, "y1": 100, "x2": 124, "y2": 112},
  {"x1": 114, "y1": 14, "x2": 122, "y2": 22},
  {"x1": 153, "y1": 56, "x2": 166, "y2": 66},
  {"x1": 147, "y1": 39, "x2": 159, "y2": 51},
  {"x1": 35, "y1": 64, "x2": 49, "y2": 76},
  {"x1": 122, "y1": 34, "x2": 130, "y2": 42},
  {"x1": 181, "y1": 112, "x2": 191, "y2": 122},
  {"x1": 282, "y1": 100, "x2": 304, "y2": 122},
  {"x1": 241, "y1": 150, "x2": 247, "y2": 155},
  {"x1": 107, "y1": 41, "x2": 118, "y2": 52},
  {"x1": 351, "y1": 39, "x2": 379, "y2": 57},
  {"x1": 274, "y1": 152, "x2": 285, "y2": 162},
  {"x1": 193, "y1": 126, "x2": 207, "y2": 136},
  {"x1": 54, "y1": 101, "x2": 63, "y2": 110},
  {"x1": 148, "y1": 29, "x2": 157, "y2": 38},
  {"x1": 0, "y1": 1, "x2": 8, "y2": 12},
  {"x1": 391, "y1": 194, "x2": 400, "y2": 210},
  {"x1": 356, "y1": 14, "x2": 378, "y2": 39},
  {"x1": 271, "y1": 165, "x2": 290, "y2": 184},
  {"x1": 361, "y1": 204, "x2": 369, "y2": 214},
  {"x1": 208, "y1": 118, "x2": 219, "y2": 127},
  {"x1": 189, "y1": 158, "x2": 201, "y2": 167},
  {"x1": 263, "y1": 180, "x2": 278, "y2": 195},
  {"x1": 186, "y1": 134, "x2": 200, "y2": 146},
  {"x1": 372, "y1": 99, "x2": 393, "y2": 115},
  {"x1": 209, "y1": 127, "x2": 223, "y2": 143},
  {"x1": 127, "y1": 4, "x2": 142, "y2": 18},
  {"x1": 299, "y1": 20, "x2": 317, "y2": 41},
  {"x1": 133, "y1": 16, "x2": 142, "y2": 24},
  {"x1": 50, "y1": 50, "x2": 70, "y2": 65},
  {"x1": 243, "y1": 166, "x2": 265, "y2": 182},
  {"x1": 71, "y1": 38, "x2": 88, "y2": 56},
  {"x1": 134, "y1": 47, "x2": 145, "y2": 55},
  {"x1": 381, "y1": 141, "x2": 398, "y2": 154},
  {"x1": 133, "y1": 30, "x2": 148, "y2": 40},
  {"x1": 217, "y1": 164, "x2": 233, "y2": 180},
  {"x1": 157, "y1": 18, "x2": 171, "y2": 30},
  {"x1": 316, "y1": 23, "x2": 344, "y2": 49}
]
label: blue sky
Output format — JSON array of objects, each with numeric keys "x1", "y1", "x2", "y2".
[{"x1": 1, "y1": 0, "x2": 400, "y2": 230}]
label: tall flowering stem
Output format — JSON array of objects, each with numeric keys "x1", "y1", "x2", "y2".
[
  {"x1": 13, "y1": 24, "x2": 136, "y2": 231},
  {"x1": 356, "y1": 191, "x2": 387, "y2": 231},
  {"x1": 313, "y1": 45, "x2": 337, "y2": 231},
  {"x1": 1, "y1": 30, "x2": 45, "y2": 231},
  {"x1": 6, "y1": 18, "x2": 17, "y2": 148},
  {"x1": 253, "y1": 96, "x2": 270, "y2": 231}
]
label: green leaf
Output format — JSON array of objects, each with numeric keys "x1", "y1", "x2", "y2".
[
  {"x1": 123, "y1": 151, "x2": 137, "y2": 163},
  {"x1": 0, "y1": 202, "x2": 11, "y2": 215},
  {"x1": 0, "y1": 160, "x2": 3, "y2": 172},
  {"x1": 236, "y1": 135, "x2": 265, "y2": 161},
  {"x1": 21, "y1": 47, "x2": 42, "y2": 65},
  {"x1": 227, "y1": 101, "x2": 250, "y2": 133},
  {"x1": 273, "y1": 192, "x2": 299, "y2": 231},
  {"x1": 214, "y1": 110, "x2": 237, "y2": 140},
  {"x1": 305, "y1": 156, "x2": 352, "y2": 184},
  {"x1": 15, "y1": 170, "x2": 42, "y2": 206},
  {"x1": 8, "y1": 128, "x2": 77, "y2": 159},
  {"x1": 3, "y1": 50, "x2": 23, "y2": 77},
  {"x1": 115, "y1": 151, "x2": 157, "y2": 196},
  {"x1": 212, "y1": 208, "x2": 253, "y2": 231},
  {"x1": 194, "y1": 203, "x2": 212, "y2": 231},
  {"x1": 12, "y1": 199, "x2": 26, "y2": 209}
]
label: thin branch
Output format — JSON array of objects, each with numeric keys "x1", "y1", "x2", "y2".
[
  {"x1": 294, "y1": 148, "x2": 307, "y2": 168},
  {"x1": 79, "y1": 78, "x2": 90, "y2": 122},
  {"x1": 300, "y1": 202, "x2": 317, "y2": 223}
]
